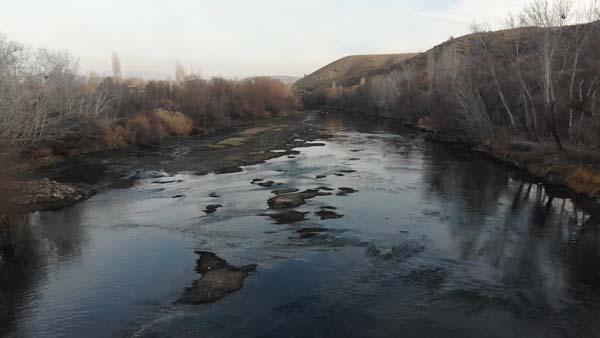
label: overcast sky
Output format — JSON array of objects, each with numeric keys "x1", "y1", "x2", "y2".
[{"x1": 0, "y1": 0, "x2": 588, "y2": 79}]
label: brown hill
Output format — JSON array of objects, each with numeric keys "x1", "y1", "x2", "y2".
[
  {"x1": 294, "y1": 53, "x2": 417, "y2": 92},
  {"x1": 295, "y1": 26, "x2": 552, "y2": 96}
]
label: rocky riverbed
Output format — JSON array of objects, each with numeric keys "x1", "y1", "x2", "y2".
[
  {"x1": 22, "y1": 112, "x2": 323, "y2": 211},
  {"x1": 9, "y1": 178, "x2": 95, "y2": 212}
]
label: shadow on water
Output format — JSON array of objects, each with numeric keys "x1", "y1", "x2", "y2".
[{"x1": 3, "y1": 112, "x2": 600, "y2": 338}]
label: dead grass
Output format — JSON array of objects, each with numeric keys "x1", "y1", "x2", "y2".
[
  {"x1": 295, "y1": 53, "x2": 418, "y2": 92},
  {"x1": 490, "y1": 139, "x2": 600, "y2": 199},
  {"x1": 215, "y1": 137, "x2": 248, "y2": 147},
  {"x1": 124, "y1": 109, "x2": 194, "y2": 146},
  {"x1": 238, "y1": 127, "x2": 271, "y2": 136},
  {"x1": 98, "y1": 120, "x2": 128, "y2": 150},
  {"x1": 124, "y1": 113, "x2": 158, "y2": 145},
  {"x1": 154, "y1": 109, "x2": 194, "y2": 136},
  {"x1": 564, "y1": 165, "x2": 600, "y2": 198}
]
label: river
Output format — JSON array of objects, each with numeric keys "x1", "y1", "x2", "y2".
[{"x1": 1, "y1": 113, "x2": 600, "y2": 338}]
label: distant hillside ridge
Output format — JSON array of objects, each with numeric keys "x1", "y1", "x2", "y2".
[
  {"x1": 294, "y1": 28, "x2": 538, "y2": 95},
  {"x1": 294, "y1": 53, "x2": 417, "y2": 92}
]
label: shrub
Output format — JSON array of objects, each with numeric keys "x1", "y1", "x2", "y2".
[
  {"x1": 565, "y1": 165, "x2": 600, "y2": 198},
  {"x1": 124, "y1": 110, "x2": 194, "y2": 146},
  {"x1": 101, "y1": 124, "x2": 128, "y2": 150},
  {"x1": 125, "y1": 113, "x2": 158, "y2": 146},
  {"x1": 154, "y1": 109, "x2": 194, "y2": 136}
]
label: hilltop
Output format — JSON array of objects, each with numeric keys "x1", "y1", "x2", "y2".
[{"x1": 294, "y1": 53, "x2": 417, "y2": 92}]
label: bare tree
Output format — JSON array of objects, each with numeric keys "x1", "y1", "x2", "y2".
[
  {"x1": 520, "y1": 0, "x2": 573, "y2": 150},
  {"x1": 470, "y1": 22, "x2": 516, "y2": 128},
  {"x1": 504, "y1": 15, "x2": 539, "y2": 140},
  {"x1": 454, "y1": 74, "x2": 495, "y2": 142},
  {"x1": 0, "y1": 35, "x2": 118, "y2": 149},
  {"x1": 566, "y1": 1, "x2": 599, "y2": 139}
]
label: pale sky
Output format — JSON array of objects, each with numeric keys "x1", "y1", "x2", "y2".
[{"x1": 0, "y1": 0, "x2": 588, "y2": 79}]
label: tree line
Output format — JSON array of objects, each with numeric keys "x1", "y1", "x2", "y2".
[
  {"x1": 0, "y1": 36, "x2": 298, "y2": 156},
  {"x1": 303, "y1": 0, "x2": 600, "y2": 150}
]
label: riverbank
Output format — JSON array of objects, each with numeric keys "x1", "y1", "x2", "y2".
[
  {"x1": 420, "y1": 123, "x2": 600, "y2": 210},
  {"x1": 475, "y1": 142, "x2": 600, "y2": 203},
  {"x1": 9, "y1": 112, "x2": 322, "y2": 212}
]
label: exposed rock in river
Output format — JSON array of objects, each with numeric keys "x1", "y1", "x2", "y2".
[
  {"x1": 257, "y1": 181, "x2": 275, "y2": 188},
  {"x1": 267, "y1": 189, "x2": 332, "y2": 209},
  {"x1": 262, "y1": 210, "x2": 308, "y2": 224},
  {"x1": 300, "y1": 189, "x2": 332, "y2": 198},
  {"x1": 152, "y1": 179, "x2": 184, "y2": 184},
  {"x1": 204, "y1": 204, "x2": 223, "y2": 214},
  {"x1": 15, "y1": 178, "x2": 95, "y2": 212},
  {"x1": 316, "y1": 210, "x2": 344, "y2": 220},
  {"x1": 296, "y1": 227, "x2": 329, "y2": 239},
  {"x1": 268, "y1": 193, "x2": 306, "y2": 209},
  {"x1": 271, "y1": 188, "x2": 300, "y2": 195},
  {"x1": 214, "y1": 166, "x2": 243, "y2": 175},
  {"x1": 337, "y1": 187, "x2": 358, "y2": 196},
  {"x1": 178, "y1": 251, "x2": 257, "y2": 305},
  {"x1": 296, "y1": 142, "x2": 326, "y2": 148}
]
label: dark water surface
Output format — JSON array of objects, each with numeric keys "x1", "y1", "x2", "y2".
[{"x1": 2, "y1": 114, "x2": 600, "y2": 338}]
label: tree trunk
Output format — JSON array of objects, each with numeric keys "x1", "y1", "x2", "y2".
[
  {"x1": 548, "y1": 102, "x2": 564, "y2": 151},
  {"x1": 523, "y1": 83, "x2": 538, "y2": 141}
]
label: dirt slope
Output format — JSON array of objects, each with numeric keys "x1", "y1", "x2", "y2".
[{"x1": 294, "y1": 53, "x2": 417, "y2": 92}]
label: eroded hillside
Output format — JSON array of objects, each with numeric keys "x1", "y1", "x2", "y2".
[{"x1": 294, "y1": 53, "x2": 417, "y2": 92}]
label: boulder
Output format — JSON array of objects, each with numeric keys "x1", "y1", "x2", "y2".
[
  {"x1": 204, "y1": 204, "x2": 223, "y2": 214},
  {"x1": 316, "y1": 210, "x2": 344, "y2": 220},
  {"x1": 179, "y1": 251, "x2": 257, "y2": 305},
  {"x1": 337, "y1": 187, "x2": 358, "y2": 196},
  {"x1": 268, "y1": 193, "x2": 306, "y2": 209},
  {"x1": 267, "y1": 189, "x2": 331, "y2": 209}
]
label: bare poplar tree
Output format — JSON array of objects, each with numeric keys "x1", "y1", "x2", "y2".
[
  {"x1": 175, "y1": 62, "x2": 186, "y2": 84},
  {"x1": 112, "y1": 52, "x2": 122, "y2": 81}
]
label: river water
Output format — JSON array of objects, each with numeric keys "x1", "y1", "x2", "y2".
[{"x1": 2, "y1": 114, "x2": 600, "y2": 338}]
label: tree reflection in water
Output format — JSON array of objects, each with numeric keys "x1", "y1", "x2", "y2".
[{"x1": 0, "y1": 206, "x2": 88, "y2": 336}]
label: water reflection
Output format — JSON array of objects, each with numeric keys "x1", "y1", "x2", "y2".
[{"x1": 0, "y1": 218, "x2": 45, "y2": 336}]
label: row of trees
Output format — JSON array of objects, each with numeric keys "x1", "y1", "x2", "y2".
[
  {"x1": 0, "y1": 36, "x2": 116, "y2": 150},
  {"x1": 0, "y1": 35, "x2": 298, "y2": 154},
  {"x1": 304, "y1": 0, "x2": 600, "y2": 149}
]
